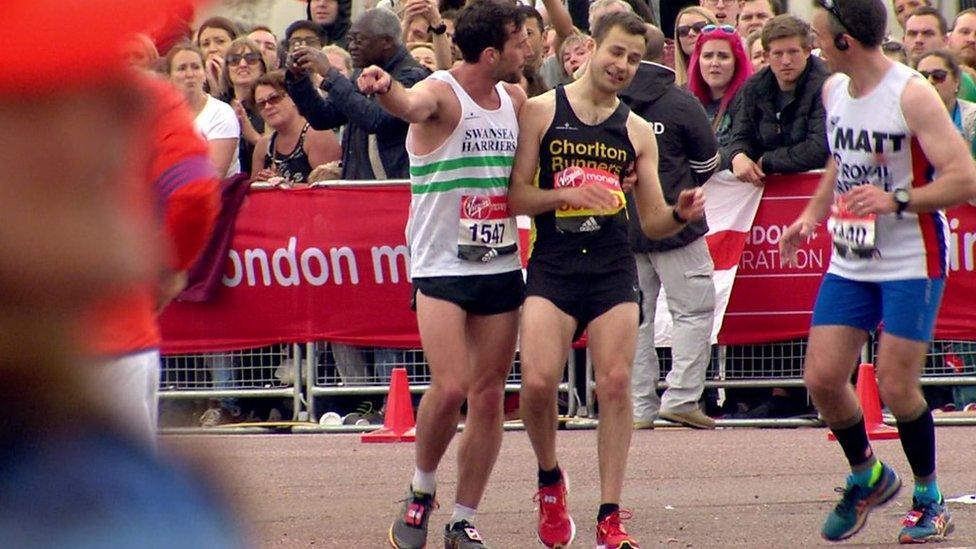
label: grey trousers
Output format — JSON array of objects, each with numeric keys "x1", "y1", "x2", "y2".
[{"x1": 631, "y1": 237, "x2": 716, "y2": 420}]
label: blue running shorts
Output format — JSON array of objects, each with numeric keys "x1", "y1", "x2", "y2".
[{"x1": 811, "y1": 273, "x2": 945, "y2": 342}]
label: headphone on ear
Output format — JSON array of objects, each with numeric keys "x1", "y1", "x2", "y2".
[
  {"x1": 819, "y1": 0, "x2": 853, "y2": 52},
  {"x1": 834, "y1": 34, "x2": 849, "y2": 51}
]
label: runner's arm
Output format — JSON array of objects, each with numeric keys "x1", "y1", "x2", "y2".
[
  {"x1": 899, "y1": 79, "x2": 976, "y2": 210},
  {"x1": 359, "y1": 66, "x2": 442, "y2": 124},
  {"x1": 630, "y1": 116, "x2": 704, "y2": 238},
  {"x1": 508, "y1": 97, "x2": 564, "y2": 215},
  {"x1": 799, "y1": 158, "x2": 837, "y2": 224},
  {"x1": 779, "y1": 158, "x2": 835, "y2": 264}
]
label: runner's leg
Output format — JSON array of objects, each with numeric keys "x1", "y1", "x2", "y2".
[
  {"x1": 803, "y1": 325, "x2": 867, "y2": 425},
  {"x1": 454, "y1": 309, "x2": 519, "y2": 508},
  {"x1": 587, "y1": 302, "x2": 639, "y2": 505},
  {"x1": 414, "y1": 291, "x2": 472, "y2": 475},
  {"x1": 519, "y1": 296, "x2": 576, "y2": 471}
]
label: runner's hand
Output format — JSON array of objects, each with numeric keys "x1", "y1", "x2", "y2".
[
  {"x1": 844, "y1": 184, "x2": 896, "y2": 216},
  {"x1": 560, "y1": 183, "x2": 619, "y2": 211},
  {"x1": 357, "y1": 66, "x2": 393, "y2": 95},
  {"x1": 675, "y1": 188, "x2": 705, "y2": 222},
  {"x1": 780, "y1": 217, "x2": 815, "y2": 266}
]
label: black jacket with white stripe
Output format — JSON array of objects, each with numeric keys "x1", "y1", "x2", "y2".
[{"x1": 620, "y1": 61, "x2": 720, "y2": 253}]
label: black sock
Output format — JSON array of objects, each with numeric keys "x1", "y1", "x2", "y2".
[
  {"x1": 598, "y1": 503, "x2": 619, "y2": 522},
  {"x1": 538, "y1": 465, "x2": 562, "y2": 488},
  {"x1": 897, "y1": 408, "x2": 936, "y2": 480},
  {"x1": 829, "y1": 416, "x2": 875, "y2": 468}
]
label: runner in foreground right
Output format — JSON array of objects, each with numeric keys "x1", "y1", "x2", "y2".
[
  {"x1": 780, "y1": 0, "x2": 976, "y2": 544},
  {"x1": 508, "y1": 12, "x2": 705, "y2": 548}
]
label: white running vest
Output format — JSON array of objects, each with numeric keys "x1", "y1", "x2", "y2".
[
  {"x1": 824, "y1": 63, "x2": 949, "y2": 281},
  {"x1": 406, "y1": 71, "x2": 522, "y2": 278}
]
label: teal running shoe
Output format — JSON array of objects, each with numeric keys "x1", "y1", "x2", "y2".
[
  {"x1": 821, "y1": 462, "x2": 901, "y2": 541},
  {"x1": 898, "y1": 497, "x2": 953, "y2": 544}
]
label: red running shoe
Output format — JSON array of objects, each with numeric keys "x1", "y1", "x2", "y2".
[
  {"x1": 533, "y1": 472, "x2": 575, "y2": 548},
  {"x1": 596, "y1": 509, "x2": 639, "y2": 549}
]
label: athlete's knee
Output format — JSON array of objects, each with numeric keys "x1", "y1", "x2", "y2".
[
  {"x1": 595, "y1": 365, "x2": 631, "y2": 405},
  {"x1": 876, "y1": 373, "x2": 922, "y2": 414},
  {"x1": 429, "y1": 379, "x2": 468, "y2": 410},
  {"x1": 803, "y1": 363, "x2": 847, "y2": 401},
  {"x1": 520, "y1": 372, "x2": 558, "y2": 405},
  {"x1": 467, "y1": 382, "x2": 505, "y2": 411}
]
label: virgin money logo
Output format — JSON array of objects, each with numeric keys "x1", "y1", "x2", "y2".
[
  {"x1": 462, "y1": 195, "x2": 493, "y2": 220},
  {"x1": 557, "y1": 166, "x2": 586, "y2": 188}
]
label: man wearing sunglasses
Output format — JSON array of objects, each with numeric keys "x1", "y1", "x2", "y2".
[
  {"x1": 724, "y1": 15, "x2": 829, "y2": 185},
  {"x1": 782, "y1": 0, "x2": 976, "y2": 544}
]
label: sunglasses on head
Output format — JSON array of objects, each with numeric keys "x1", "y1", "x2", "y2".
[
  {"x1": 227, "y1": 52, "x2": 263, "y2": 66},
  {"x1": 919, "y1": 69, "x2": 949, "y2": 83},
  {"x1": 701, "y1": 24, "x2": 736, "y2": 35},
  {"x1": 677, "y1": 21, "x2": 708, "y2": 37},
  {"x1": 256, "y1": 92, "x2": 286, "y2": 109},
  {"x1": 817, "y1": 0, "x2": 853, "y2": 34}
]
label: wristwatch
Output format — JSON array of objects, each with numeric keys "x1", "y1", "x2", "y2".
[
  {"x1": 893, "y1": 188, "x2": 911, "y2": 219},
  {"x1": 429, "y1": 22, "x2": 447, "y2": 35}
]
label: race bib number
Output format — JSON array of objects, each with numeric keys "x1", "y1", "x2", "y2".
[
  {"x1": 827, "y1": 200, "x2": 877, "y2": 260},
  {"x1": 553, "y1": 166, "x2": 626, "y2": 233},
  {"x1": 458, "y1": 195, "x2": 517, "y2": 262}
]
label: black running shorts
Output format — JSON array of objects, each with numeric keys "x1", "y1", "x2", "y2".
[
  {"x1": 525, "y1": 249, "x2": 640, "y2": 341},
  {"x1": 411, "y1": 270, "x2": 526, "y2": 315}
]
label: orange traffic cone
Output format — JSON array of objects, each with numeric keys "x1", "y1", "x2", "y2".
[
  {"x1": 362, "y1": 367, "x2": 416, "y2": 443},
  {"x1": 828, "y1": 363, "x2": 900, "y2": 441}
]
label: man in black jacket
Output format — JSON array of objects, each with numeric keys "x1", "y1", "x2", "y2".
[
  {"x1": 286, "y1": 8, "x2": 430, "y2": 180},
  {"x1": 620, "y1": 24, "x2": 720, "y2": 430},
  {"x1": 723, "y1": 14, "x2": 829, "y2": 185}
]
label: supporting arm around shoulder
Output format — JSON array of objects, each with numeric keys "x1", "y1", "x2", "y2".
[{"x1": 507, "y1": 97, "x2": 617, "y2": 215}]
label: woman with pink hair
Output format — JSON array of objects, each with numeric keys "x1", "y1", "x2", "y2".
[{"x1": 687, "y1": 25, "x2": 753, "y2": 148}]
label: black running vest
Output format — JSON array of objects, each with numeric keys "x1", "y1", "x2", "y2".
[{"x1": 533, "y1": 85, "x2": 635, "y2": 257}]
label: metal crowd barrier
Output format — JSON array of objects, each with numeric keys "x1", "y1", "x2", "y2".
[
  {"x1": 577, "y1": 338, "x2": 976, "y2": 425},
  {"x1": 159, "y1": 337, "x2": 976, "y2": 428},
  {"x1": 300, "y1": 342, "x2": 578, "y2": 420},
  {"x1": 160, "y1": 343, "x2": 303, "y2": 420}
]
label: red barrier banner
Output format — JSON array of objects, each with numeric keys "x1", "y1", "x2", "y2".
[
  {"x1": 160, "y1": 186, "x2": 420, "y2": 353},
  {"x1": 160, "y1": 180, "x2": 976, "y2": 353},
  {"x1": 717, "y1": 173, "x2": 976, "y2": 344},
  {"x1": 718, "y1": 173, "x2": 831, "y2": 344}
]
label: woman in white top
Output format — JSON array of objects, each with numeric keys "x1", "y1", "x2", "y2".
[{"x1": 166, "y1": 43, "x2": 240, "y2": 177}]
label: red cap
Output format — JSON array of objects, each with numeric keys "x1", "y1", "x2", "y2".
[{"x1": 0, "y1": 0, "x2": 198, "y2": 96}]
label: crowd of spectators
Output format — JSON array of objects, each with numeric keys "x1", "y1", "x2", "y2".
[{"x1": 143, "y1": 0, "x2": 976, "y2": 425}]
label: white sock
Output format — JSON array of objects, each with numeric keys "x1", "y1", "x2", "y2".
[
  {"x1": 411, "y1": 467, "x2": 436, "y2": 495},
  {"x1": 449, "y1": 504, "x2": 477, "y2": 527}
]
